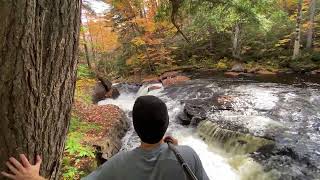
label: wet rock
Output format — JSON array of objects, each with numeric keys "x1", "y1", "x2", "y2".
[
  {"x1": 177, "y1": 112, "x2": 191, "y2": 125},
  {"x1": 251, "y1": 145, "x2": 320, "y2": 180},
  {"x1": 92, "y1": 82, "x2": 108, "y2": 104},
  {"x1": 178, "y1": 96, "x2": 233, "y2": 125},
  {"x1": 148, "y1": 85, "x2": 162, "y2": 92},
  {"x1": 230, "y1": 64, "x2": 245, "y2": 72},
  {"x1": 239, "y1": 73, "x2": 254, "y2": 77},
  {"x1": 113, "y1": 83, "x2": 141, "y2": 94},
  {"x1": 142, "y1": 76, "x2": 160, "y2": 84},
  {"x1": 224, "y1": 72, "x2": 240, "y2": 77},
  {"x1": 256, "y1": 70, "x2": 276, "y2": 75},
  {"x1": 162, "y1": 75, "x2": 190, "y2": 87},
  {"x1": 93, "y1": 78, "x2": 120, "y2": 103},
  {"x1": 106, "y1": 88, "x2": 120, "y2": 99},
  {"x1": 225, "y1": 72, "x2": 254, "y2": 77},
  {"x1": 160, "y1": 71, "x2": 180, "y2": 80}
]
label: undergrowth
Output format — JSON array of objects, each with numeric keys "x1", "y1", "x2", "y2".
[{"x1": 61, "y1": 116, "x2": 102, "y2": 180}]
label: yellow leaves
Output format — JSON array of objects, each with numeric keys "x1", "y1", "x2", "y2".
[
  {"x1": 132, "y1": 18, "x2": 156, "y2": 33},
  {"x1": 131, "y1": 37, "x2": 146, "y2": 46},
  {"x1": 126, "y1": 56, "x2": 135, "y2": 65},
  {"x1": 275, "y1": 38, "x2": 291, "y2": 47}
]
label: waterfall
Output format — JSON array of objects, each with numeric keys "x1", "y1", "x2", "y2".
[{"x1": 197, "y1": 120, "x2": 274, "y2": 155}]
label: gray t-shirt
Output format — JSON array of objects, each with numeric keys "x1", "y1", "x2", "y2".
[{"x1": 83, "y1": 143, "x2": 209, "y2": 180}]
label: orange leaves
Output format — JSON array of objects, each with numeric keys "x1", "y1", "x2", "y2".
[
  {"x1": 86, "y1": 20, "x2": 119, "y2": 52},
  {"x1": 73, "y1": 100, "x2": 123, "y2": 128}
]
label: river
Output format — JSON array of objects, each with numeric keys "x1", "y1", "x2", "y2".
[{"x1": 98, "y1": 73, "x2": 320, "y2": 180}]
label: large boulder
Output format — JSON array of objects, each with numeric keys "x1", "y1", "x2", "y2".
[
  {"x1": 178, "y1": 95, "x2": 233, "y2": 125},
  {"x1": 73, "y1": 102, "x2": 130, "y2": 165},
  {"x1": 160, "y1": 71, "x2": 180, "y2": 81},
  {"x1": 142, "y1": 76, "x2": 160, "y2": 84},
  {"x1": 92, "y1": 78, "x2": 121, "y2": 103},
  {"x1": 97, "y1": 110, "x2": 129, "y2": 162},
  {"x1": 92, "y1": 82, "x2": 108, "y2": 104},
  {"x1": 162, "y1": 75, "x2": 190, "y2": 87}
]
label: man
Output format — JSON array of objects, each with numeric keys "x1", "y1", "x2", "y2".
[{"x1": 2, "y1": 96, "x2": 209, "y2": 180}]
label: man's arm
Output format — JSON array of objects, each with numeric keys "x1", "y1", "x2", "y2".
[{"x1": 1, "y1": 154, "x2": 45, "y2": 180}]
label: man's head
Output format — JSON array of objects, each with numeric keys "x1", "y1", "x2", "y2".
[{"x1": 133, "y1": 96, "x2": 169, "y2": 144}]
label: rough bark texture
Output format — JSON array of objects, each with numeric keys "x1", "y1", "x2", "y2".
[
  {"x1": 232, "y1": 22, "x2": 242, "y2": 59},
  {"x1": 0, "y1": 0, "x2": 81, "y2": 179},
  {"x1": 293, "y1": 0, "x2": 303, "y2": 60},
  {"x1": 306, "y1": 0, "x2": 316, "y2": 49}
]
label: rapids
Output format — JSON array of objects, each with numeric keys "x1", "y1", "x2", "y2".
[{"x1": 98, "y1": 73, "x2": 320, "y2": 180}]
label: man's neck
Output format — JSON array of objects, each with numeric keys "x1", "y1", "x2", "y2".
[{"x1": 140, "y1": 139, "x2": 164, "y2": 151}]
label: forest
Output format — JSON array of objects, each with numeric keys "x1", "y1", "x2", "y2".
[
  {"x1": 0, "y1": 0, "x2": 319, "y2": 180},
  {"x1": 79, "y1": 0, "x2": 320, "y2": 79}
]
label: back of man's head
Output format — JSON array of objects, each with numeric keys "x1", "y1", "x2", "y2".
[{"x1": 133, "y1": 95, "x2": 169, "y2": 144}]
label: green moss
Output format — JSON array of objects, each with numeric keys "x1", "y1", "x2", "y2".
[{"x1": 77, "y1": 64, "x2": 95, "y2": 79}]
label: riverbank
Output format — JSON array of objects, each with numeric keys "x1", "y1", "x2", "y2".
[{"x1": 61, "y1": 78, "x2": 128, "y2": 180}]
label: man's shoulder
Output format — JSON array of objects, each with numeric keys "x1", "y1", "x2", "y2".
[
  {"x1": 107, "y1": 150, "x2": 133, "y2": 164},
  {"x1": 176, "y1": 145, "x2": 197, "y2": 155}
]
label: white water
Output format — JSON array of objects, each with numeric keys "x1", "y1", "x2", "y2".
[{"x1": 98, "y1": 83, "x2": 262, "y2": 180}]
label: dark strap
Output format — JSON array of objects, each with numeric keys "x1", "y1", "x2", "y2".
[{"x1": 167, "y1": 142, "x2": 199, "y2": 180}]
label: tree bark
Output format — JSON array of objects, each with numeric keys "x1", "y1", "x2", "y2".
[
  {"x1": 293, "y1": 0, "x2": 303, "y2": 60},
  {"x1": 0, "y1": 0, "x2": 81, "y2": 179},
  {"x1": 306, "y1": 0, "x2": 316, "y2": 49},
  {"x1": 232, "y1": 22, "x2": 242, "y2": 59}
]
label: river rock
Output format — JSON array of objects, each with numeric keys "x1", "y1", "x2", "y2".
[
  {"x1": 178, "y1": 96, "x2": 233, "y2": 125},
  {"x1": 92, "y1": 82, "x2": 108, "y2": 104},
  {"x1": 224, "y1": 72, "x2": 240, "y2": 77},
  {"x1": 162, "y1": 75, "x2": 190, "y2": 87},
  {"x1": 148, "y1": 85, "x2": 162, "y2": 92},
  {"x1": 160, "y1": 71, "x2": 180, "y2": 80},
  {"x1": 251, "y1": 145, "x2": 320, "y2": 180},
  {"x1": 256, "y1": 70, "x2": 276, "y2": 75},
  {"x1": 142, "y1": 76, "x2": 160, "y2": 84},
  {"x1": 230, "y1": 64, "x2": 245, "y2": 72},
  {"x1": 224, "y1": 72, "x2": 254, "y2": 77},
  {"x1": 105, "y1": 88, "x2": 120, "y2": 99},
  {"x1": 113, "y1": 83, "x2": 141, "y2": 94}
]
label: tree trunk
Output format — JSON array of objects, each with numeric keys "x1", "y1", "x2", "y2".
[
  {"x1": 232, "y1": 22, "x2": 242, "y2": 59},
  {"x1": 85, "y1": 13, "x2": 97, "y2": 63},
  {"x1": 82, "y1": 31, "x2": 92, "y2": 69},
  {"x1": 0, "y1": 0, "x2": 81, "y2": 179},
  {"x1": 293, "y1": 0, "x2": 303, "y2": 60},
  {"x1": 306, "y1": 0, "x2": 316, "y2": 49}
]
